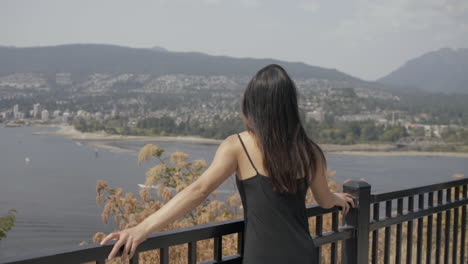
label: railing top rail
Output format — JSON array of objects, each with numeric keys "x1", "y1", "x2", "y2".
[
  {"x1": 369, "y1": 196, "x2": 468, "y2": 231},
  {"x1": 0, "y1": 218, "x2": 244, "y2": 264},
  {"x1": 1, "y1": 204, "x2": 348, "y2": 264},
  {"x1": 6, "y1": 178, "x2": 466, "y2": 264},
  {"x1": 371, "y1": 177, "x2": 467, "y2": 203},
  {"x1": 306, "y1": 204, "x2": 341, "y2": 217}
]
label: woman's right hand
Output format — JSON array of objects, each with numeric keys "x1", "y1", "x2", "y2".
[{"x1": 333, "y1": 192, "x2": 355, "y2": 216}]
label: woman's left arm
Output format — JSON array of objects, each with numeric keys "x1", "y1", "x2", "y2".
[{"x1": 100, "y1": 134, "x2": 239, "y2": 261}]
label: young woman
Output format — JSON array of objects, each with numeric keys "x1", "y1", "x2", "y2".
[{"x1": 100, "y1": 64, "x2": 355, "y2": 263}]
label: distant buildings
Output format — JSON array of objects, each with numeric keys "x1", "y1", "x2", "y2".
[
  {"x1": 41, "y1": 109, "x2": 49, "y2": 121},
  {"x1": 404, "y1": 123, "x2": 455, "y2": 138},
  {"x1": 0, "y1": 73, "x2": 47, "y2": 89},
  {"x1": 53, "y1": 110, "x2": 61, "y2": 118},
  {"x1": 337, "y1": 114, "x2": 386, "y2": 122},
  {"x1": 55, "y1": 73, "x2": 72, "y2": 86},
  {"x1": 13, "y1": 104, "x2": 19, "y2": 118},
  {"x1": 306, "y1": 110, "x2": 324, "y2": 122},
  {"x1": 33, "y1": 103, "x2": 42, "y2": 119},
  {"x1": 9, "y1": 104, "x2": 25, "y2": 120},
  {"x1": 62, "y1": 111, "x2": 71, "y2": 123}
]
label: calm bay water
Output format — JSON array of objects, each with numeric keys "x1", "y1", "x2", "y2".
[{"x1": 0, "y1": 126, "x2": 467, "y2": 259}]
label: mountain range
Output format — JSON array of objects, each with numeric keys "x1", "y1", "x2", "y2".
[
  {"x1": 378, "y1": 47, "x2": 468, "y2": 94},
  {"x1": 1, "y1": 44, "x2": 467, "y2": 94},
  {"x1": 0, "y1": 44, "x2": 370, "y2": 87}
]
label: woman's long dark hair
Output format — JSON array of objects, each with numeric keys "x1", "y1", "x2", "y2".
[{"x1": 242, "y1": 64, "x2": 327, "y2": 194}]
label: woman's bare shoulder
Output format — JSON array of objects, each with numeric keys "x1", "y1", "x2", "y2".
[
  {"x1": 218, "y1": 133, "x2": 242, "y2": 152},
  {"x1": 224, "y1": 131, "x2": 251, "y2": 142},
  {"x1": 236, "y1": 130, "x2": 256, "y2": 141},
  {"x1": 218, "y1": 132, "x2": 251, "y2": 156}
]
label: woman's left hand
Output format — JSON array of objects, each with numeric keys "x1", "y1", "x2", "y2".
[{"x1": 100, "y1": 225, "x2": 148, "y2": 261}]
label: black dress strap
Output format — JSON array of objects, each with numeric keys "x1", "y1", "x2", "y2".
[{"x1": 237, "y1": 133, "x2": 259, "y2": 174}]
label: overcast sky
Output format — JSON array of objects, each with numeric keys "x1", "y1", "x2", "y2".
[{"x1": 2, "y1": 0, "x2": 468, "y2": 80}]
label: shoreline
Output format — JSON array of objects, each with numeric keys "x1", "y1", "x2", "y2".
[
  {"x1": 326, "y1": 150, "x2": 468, "y2": 158},
  {"x1": 32, "y1": 124, "x2": 223, "y2": 144},
  {"x1": 28, "y1": 124, "x2": 468, "y2": 158}
]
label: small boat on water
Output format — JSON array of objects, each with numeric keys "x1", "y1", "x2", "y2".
[{"x1": 25, "y1": 157, "x2": 31, "y2": 164}]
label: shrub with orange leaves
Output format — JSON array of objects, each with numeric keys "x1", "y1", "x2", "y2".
[{"x1": 87, "y1": 144, "x2": 248, "y2": 263}]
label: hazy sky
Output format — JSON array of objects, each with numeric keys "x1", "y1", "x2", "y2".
[{"x1": 2, "y1": 0, "x2": 468, "y2": 80}]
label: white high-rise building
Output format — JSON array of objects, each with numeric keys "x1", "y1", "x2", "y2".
[
  {"x1": 13, "y1": 104, "x2": 19, "y2": 119},
  {"x1": 62, "y1": 111, "x2": 70, "y2": 123},
  {"x1": 53, "y1": 110, "x2": 61, "y2": 118},
  {"x1": 33, "y1": 103, "x2": 42, "y2": 119},
  {"x1": 41, "y1": 109, "x2": 49, "y2": 121},
  {"x1": 111, "y1": 109, "x2": 117, "y2": 119}
]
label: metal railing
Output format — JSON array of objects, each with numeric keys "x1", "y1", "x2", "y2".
[
  {"x1": 1, "y1": 178, "x2": 467, "y2": 264},
  {"x1": 368, "y1": 178, "x2": 467, "y2": 264}
]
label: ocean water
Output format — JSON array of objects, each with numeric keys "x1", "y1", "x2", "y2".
[{"x1": 0, "y1": 126, "x2": 467, "y2": 259}]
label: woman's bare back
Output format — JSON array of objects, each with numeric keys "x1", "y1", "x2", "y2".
[{"x1": 235, "y1": 131, "x2": 304, "y2": 182}]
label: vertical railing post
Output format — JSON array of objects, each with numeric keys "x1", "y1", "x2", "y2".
[{"x1": 341, "y1": 180, "x2": 371, "y2": 264}]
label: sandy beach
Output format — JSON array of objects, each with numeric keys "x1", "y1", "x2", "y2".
[
  {"x1": 33, "y1": 125, "x2": 223, "y2": 144},
  {"x1": 31, "y1": 124, "x2": 468, "y2": 158}
]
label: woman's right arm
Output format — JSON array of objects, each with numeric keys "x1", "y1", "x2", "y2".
[{"x1": 309, "y1": 171, "x2": 355, "y2": 215}]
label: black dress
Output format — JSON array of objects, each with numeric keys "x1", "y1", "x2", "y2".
[{"x1": 235, "y1": 133, "x2": 317, "y2": 264}]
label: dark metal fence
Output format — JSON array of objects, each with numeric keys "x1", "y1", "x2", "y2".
[
  {"x1": 367, "y1": 178, "x2": 467, "y2": 264},
  {"x1": 1, "y1": 178, "x2": 467, "y2": 264}
]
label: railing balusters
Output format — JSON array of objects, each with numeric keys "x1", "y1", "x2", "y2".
[
  {"x1": 435, "y1": 190, "x2": 443, "y2": 264},
  {"x1": 460, "y1": 184, "x2": 467, "y2": 264},
  {"x1": 130, "y1": 253, "x2": 139, "y2": 264},
  {"x1": 452, "y1": 186, "x2": 459, "y2": 264},
  {"x1": 395, "y1": 198, "x2": 403, "y2": 264},
  {"x1": 372, "y1": 202, "x2": 380, "y2": 264},
  {"x1": 188, "y1": 241, "x2": 197, "y2": 264},
  {"x1": 160, "y1": 247, "x2": 169, "y2": 264},
  {"x1": 407, "y1": 195, "x2": 414, "y2": 264},
  {"x1": 2, "y1": 179, "x2": 468, "y2": 264},
  {"x1": 213, "y1": 236, "x2": 222, "y2": 262},
  {"x1": 426, "y1": 192, "x2": 434, "y2": 264},
  {"x1": 341, "y1": 181, "x2": 371, "y2": 264},
  {"x1": 384, "y1": 200, "x2": 391, "y2": 264},
  {"x1": 331, "y1": 211, "x2": 338, "y2": 264},
  {"x1": 237, "y1": 231, "x2": 244, "y2": 256},
  {"x1": 444, "y1": 188, "x2": 452, "y2": 264},
  {"x1": 314, "y1": 214, "x2": 323, "y2": 263},
  {"x1": 416, "y1": 193, "x2": 424, "y2": 264}
]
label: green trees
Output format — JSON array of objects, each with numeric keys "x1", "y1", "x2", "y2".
[
  {"x1": 137, "y1": 116, "x2": 177, "y2": 135},
  {"x1": 380, "y1": 126, "x2": 408, "y2": 142},
  {"x1": 0, "y1": 209, "x2": 17, "y2": 240},
  {"x1": 72, "y1": 114, "x2": 465, "y2": 148},
  {"x1": 304, "y1": 120, "x2": 407, "y2": 144},
  {"x1": 73, "y1": 119, "x2": 105, "y2": 133},
  {"x1": 441, "y1": 127, "x2": 468, "y2": 144}
]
